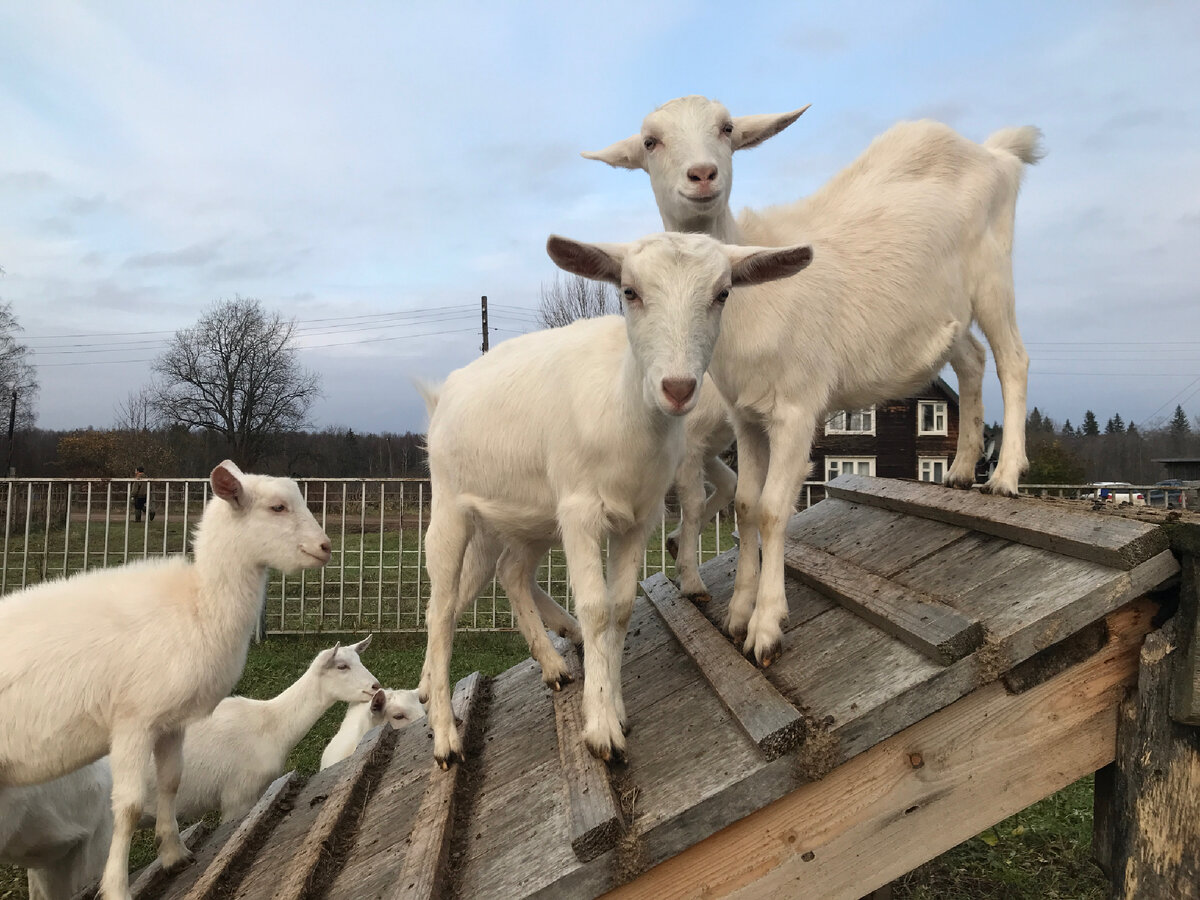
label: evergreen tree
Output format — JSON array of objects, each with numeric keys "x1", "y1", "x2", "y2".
[
  {"x1": 1081, "y1": 410, "x2": 1100, "y2": 436},
  {"x1": 1062, "y1": 419, "x2": 1075, "y2": 436},
  {"x1": 1171, "y1": 405, "x2": 1191, "y2": 435},
  {"x1": 1104, "y1": 417, "x2": 1116, "y2": 435},
  {"x1": 1127, "y1": 422, "x2": 1139, "y2": 438},
  {"x1": 1113, "y1": 413, "x2": 1124, "y2": 432},
  {"x1": 1028, "y1": 407, "x2": 1044, "y2": 432}
]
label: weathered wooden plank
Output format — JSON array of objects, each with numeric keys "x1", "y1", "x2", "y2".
[
  {"x1": 391, "y1": 671, "x2": 486, "y2": 900},
  {"x1": 602, "y1": 600, "x2": 1155, "y2": 900},
  {"x1": 785, "y1": 499, "x2": 969, "y2": 579},
  {"x1": 548, "y1": 635, "x2": 623, "y2": 862},
  {"x1": 1107, "y1": 620, "x2": 1200, "y2": 898},
  {"x1": 644, "y1": 574, "x2": 805, "y2": 758},
  {"x1": 1093, "y1": 762, "x2": 1117, "y2": 878},
  {"x1": 269, "y1": 724, "x2": 398, "y2": 900},
  {"x1": 1170, "y1": 553, "x2": 1200, "y2": 724},
  {"x1": 826, "y1": 473, "x2": 1168, "y2": 569},
  {"x1": 1002, "y1": 620, "x2": 1108, "y2": 694},
  {"x1": 177, "y1": 772, "x2": 299, "y2": 900},
  {"x1": 782, "y1": 541, "x2": 983, "y2": 665},
  {"x1": 124, "y1": 821, "x2": 211, "y2": 900}
]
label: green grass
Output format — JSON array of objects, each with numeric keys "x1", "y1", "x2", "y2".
[{"x1": 0, "y1": 629, "x2": 1111, "y2": 900}]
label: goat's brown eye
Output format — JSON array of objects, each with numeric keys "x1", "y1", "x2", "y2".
[
  {"x1": 393, "y1": 713, "x2": 406, "y2": 720},
  {"x1": 623, "y1": 287, "x2": 640, "y2": 303},
  {"x1": 715, "y1": 289, "x2": 730, "y2": 304},
  {"x1": 643, "y1": 136, "x2": 657, "y2": 150},
  {"x1": 337, "y1": 663, "x2": 349, "y2": 670},
  {"x1": 271, "y1": 503, "x2": 286, "y2": 513},
  {"x1": 722, "y1": 122, "x2": 734, "y2": 136}
]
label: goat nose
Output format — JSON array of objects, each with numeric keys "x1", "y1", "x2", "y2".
[
  {"x1": 662, "y1": 377, "x2": 697, "y2": 407},
  {"x1": 320, "y1": 540, "x2": 332, "y2": 554},
  {"x1": 371, "y1": 682, "x2": 381, "y2": 691},
  {"x1": 687, "y1": 164, "x2": 717, "y2": 183}
]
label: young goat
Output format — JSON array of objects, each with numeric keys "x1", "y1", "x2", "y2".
[
  {"x1": 0, "y1": 761, "x2": 112, "y2": 900},
  {"x1": 320, "y1": 687, "x2": 425, "y2": 771},
  {"x1": 586, "y1": 96, "x2": 1041, "y2": 665},
  {"x1": 139, "y1": 638, "x2": 379, "y2": 821},
  {"x1": 419, "y1": 232, "x2": 811, "y2": 766},
  {"x1": 0, "y1": 461, "x2": 331, "y2": 900}
]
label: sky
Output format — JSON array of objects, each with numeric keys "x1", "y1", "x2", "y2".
[{"x1": 2, "y1": 0, "x2": 1198, "y2": 435}]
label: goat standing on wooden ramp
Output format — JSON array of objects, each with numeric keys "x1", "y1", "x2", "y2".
[
  {"x1": 586, "y1": 95, "x2": 1041, "y2": 666},
  {"x1": 320, "y1": 687, "x2": 425, "y2": 770},
  {"x1": 0, "y1": 461, "x2": 331, "y2": 900},
  {"x1": 419, "y1": 232, "x2": 812, "y2": 766}
]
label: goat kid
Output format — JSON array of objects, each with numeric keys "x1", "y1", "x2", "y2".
[{"x1": 320, "y1": 687, "x2": 425, "y2": 770}]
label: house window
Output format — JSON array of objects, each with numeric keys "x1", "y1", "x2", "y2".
[
  {"x1": 826, "y1": 457, "x2": 875, "y2": 481},
  {"x1": 919, "y1": 457, "x2": 948, "y2": 483},
  {"x1": 825, "y1": 406, "x2": 876, "y2": 435},
  {"x1": 918, "y1": 401, "x2": 948, "y2": 436}
]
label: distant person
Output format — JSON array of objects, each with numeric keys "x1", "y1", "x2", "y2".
[{"x1": 131, "y1": 465, "x2": 155, "y2": 522}]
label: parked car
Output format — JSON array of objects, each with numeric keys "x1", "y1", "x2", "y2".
[
  {"x1": 1147, "y1": 479, "x2": 1186, "y2": 509},
  {"x1": 1078, "y1": 482, "x2": 1147, "y2": 506}
]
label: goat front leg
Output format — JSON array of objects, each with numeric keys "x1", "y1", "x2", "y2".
[
  {"x1": 605, "y1": 526, "x2": 648, "y2": 736},
  {"x1": 724, "y1": 419, "x2": 769, "y2": 644},
  {"x1": 945, "y1": 332, "x2": 987, "y2": 488},
  {"x1": 669, "y1": 459, "x2": 711, "y2": 602},
  {"x1": 101, "y1": 728, "x2": 156, "y2": 900},
  {"x1": 559, "y1": 502, "x2": 624, "y2": 763},
  {"x1": 151, "y1": 728, "x2": 192, "y2": 870},
  {"x1": 745, "y1": 407, "x2": 817, "y2": 667}
]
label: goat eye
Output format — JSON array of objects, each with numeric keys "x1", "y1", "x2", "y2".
[
  {"x1": 393, "y1": 714, "x2": 406, "y2": 721},
  {"x1": 271, "y1": 504, "x2": 286, "y2": 513},
  {"x1": 623, "y1": 287, "x2": 640, "y2": 303},
  {"x1": 643, "y1": 136, "x2": 657, "y2": 150},
  {"x1": 337, "y1": 663, "x2": 348, "y2": 670},
  {"x1": 715, "y1": 289, "x2": 730, "y2": 305},
  {"x1": 722, "y1": 122, "x2": 734, "y2": 136}
]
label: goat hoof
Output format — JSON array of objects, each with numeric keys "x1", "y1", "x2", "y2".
[
  {"x1": 665, "y1": 535, "x2": 680, "y2": 560},
  {"x1": 751, "y1": 640, "x2": 783, "y2": 668},
  {"x1": 435, "y1": 748, "x2": 463, "y2": 769}
]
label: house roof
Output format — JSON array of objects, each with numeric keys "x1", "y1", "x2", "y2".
[{"x1": 123, "y1": 476, "x2": 1178, "y2": 900}]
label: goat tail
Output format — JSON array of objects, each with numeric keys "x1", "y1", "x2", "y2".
[
  {"x1": 984, "y1": 126, "x2": 1045, "y2": 165},
  {"x1": 412, "y1": 378, "x2": 443, "y2": 420}
]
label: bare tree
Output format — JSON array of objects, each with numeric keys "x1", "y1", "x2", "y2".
[
  {"x1": 114, "y1": 386, "x2": 161, "y2": 432},
  {"x1": 0, "y1": 301, "x2": 39, "y2": 431},
  {"x1": 152, "y1": 296, "x2": 321, "y2": 467},
  {"x1": 536, "y1": 273, "x2": 619, "y2": 329}
]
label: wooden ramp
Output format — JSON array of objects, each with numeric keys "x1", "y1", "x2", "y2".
[{"x1": 127, "y1": 476, "x2": 1182, "y2": 900}]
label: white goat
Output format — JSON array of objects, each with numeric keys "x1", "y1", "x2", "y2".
[
  {"x1": 586, "y1": 95, "x2": 1041, "y2": 665},
  {"x1": 320, "y1": 687, "x2": 425, "y2": 771},
  {"x1": 0, "y1": 461, "x2": 331, "y2": 900},
  {"x1": 0, "y1": 761, "x2": 112, "y2": 900},
  {"x1": 419, "y1": 232, "x2": 812, "y2": 765},
  {"x1": 138, "y1": 638, "x2": 379, "y2": 822}
]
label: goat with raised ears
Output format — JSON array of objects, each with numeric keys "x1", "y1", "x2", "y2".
[
  {"x1": 320, "y1": 687, "x2": 425, "y2": 771},
  {"x1": 586, "y1": 95, "x2": 1041, "y2": 666},
  {"x1": 419, "y1": 231, "x2": 812, "y2": 767},
  {"x1": 0, "y1": 461, "x2": 331, "y2": 900}
]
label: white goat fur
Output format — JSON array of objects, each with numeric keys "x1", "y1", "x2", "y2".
[
  {"x1": 137, "y1": 638, "x2": 379, "y2": 822},
  {"x1": 320, "y1": 687, "x2": 425, "y2": 771},
  {"x1": 0, "y1": 461, "x2": 331, "y2": 900},
  {"x1": 586, "y1": 95, "x2": 1041, "y2": 665},
  {"x1": 419, "y1": 232, "x2": 812, "y2": 765},
  {"x1": 0, "y1": 761, "x2": 112, "y2": 900}
]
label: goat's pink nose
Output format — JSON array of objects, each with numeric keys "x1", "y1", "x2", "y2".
[
  {"x1": 662, "y1": 377, "x2": 697, "y2": 407},
  {"x1": 687, "y1": 164, "x2": 718, "y2": 183}
]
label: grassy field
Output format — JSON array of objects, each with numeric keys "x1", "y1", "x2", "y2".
[{"x1": 0, "y1": 632, "x2": 1108, "y2": 900}]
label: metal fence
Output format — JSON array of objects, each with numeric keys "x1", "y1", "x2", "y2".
[
  {"x1": 12, "y1": 476, "x2": 1168, "y2": 635},
  {"x1": 0, "y1": 478, "x2": 829, "y2": 635}
]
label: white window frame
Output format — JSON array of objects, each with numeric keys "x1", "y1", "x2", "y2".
[
  {"x1": 825, "y1": 406, "x2": 876, "y2": 436},
  {"x1": 918, "y1": 456, "x2": 948, "y2": 484},
  {"x1": 825, "y1": 456, "x2": 876, "y2": 481},
  {"x1": 918, "y1": 401, "x2": 948, "y2": 436}
]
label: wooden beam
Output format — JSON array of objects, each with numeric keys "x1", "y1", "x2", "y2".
[
  {"x1": 271, "y1": 725, "x2": 398, "y2": 900},
  {"x1": 783, "y1": 541, "x2": 984, "y2": 665},
  {"x1": 391, "y1": 672, "x2": 486, "y2": 900},
  {"x1": 182, "y1": 772, "x2": 300, "y2": 900},
  {"x1": 825, "y1": 474, "x2": 1168, "y2": 570},
  {"x1": 603, "y1": 600, "x2": 1155, "y2": 900},
  {"x1": 550, "y1": 636, "x2": 624, "y2": 862},
  {"x1": 1170, "y1": 554, "x2": 1200, "y2": 724},
  {"x1": 123, "y1": 821, "x2": 211, "y2": 900},
  {"x1": 644, "y1": 574, "x2": 805, "y2": 759},
  {"x1": 1107, "y1": 620, "x2": 1200, "y2": 898}
]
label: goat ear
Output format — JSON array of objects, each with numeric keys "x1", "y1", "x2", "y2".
[
  {"x1": 351, "y1": 634, "x2": 373, "y2": 654},
  {"x1": 370, "y1": 689, "x2": 386, "y2": 713},
  {"x1": 325, "y1": 641, "x2": 342, "y2": 666},
  {"x1": 731, "y1": 106, "x2": 810, "y2": 151},
  {"x1": 210, "y1": 461, "x2": 244, "y2": 508},
  {"x1": 580, "y1": 134, "x2": 644, "y2": 170},
  {"x1": 546, "y1": 235, "x2": 626, "y2": 285},
  {"x1": 727, "y1": 244, "x2": 814, "y2": 287}
]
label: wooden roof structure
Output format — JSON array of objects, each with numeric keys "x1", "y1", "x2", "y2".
[{"x1": 122, "y1": 475, "x2": 1184, "y2": 900}]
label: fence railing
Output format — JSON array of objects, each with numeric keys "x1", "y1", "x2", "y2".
[
  {"x1": 9, "y1": 477, "x2": 1171, "y2": 635},
  {"x1": 0, "y1": 478, "x2": 830, "y2": 635}
]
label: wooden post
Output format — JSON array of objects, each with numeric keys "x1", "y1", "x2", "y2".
[
  {"x1": 1170, "y1": 552, "x2": 1200, "y2": 724},
  {"x1": 1105, "y1": 619, "x2": 1200, "y2": 898}
]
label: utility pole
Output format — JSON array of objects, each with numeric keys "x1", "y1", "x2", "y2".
[
  {"x1": 5, "y1": 389, "x2": 16, "y2": 477},
  {"x1": 481, "y1": 295, "x2": 489, "y2": 353}
]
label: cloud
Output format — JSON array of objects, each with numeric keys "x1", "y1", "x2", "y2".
[{"x1": 124, "y1": 239, "x2": 224, "y2": 270}]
